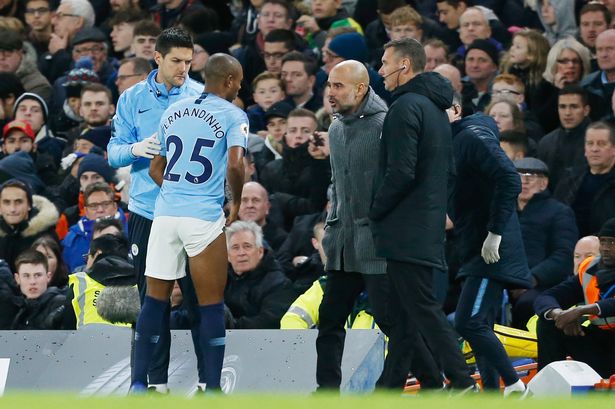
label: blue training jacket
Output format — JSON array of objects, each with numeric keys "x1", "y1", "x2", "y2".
[{"x1": 107, "y1": 69, "x2": 203, "y2": 220}]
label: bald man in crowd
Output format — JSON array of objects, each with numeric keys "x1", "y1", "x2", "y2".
[
  {"x1": 316, "y1": 60, "x2": 441, "y2": 391},
  {"x1": 573, "y1": 236, "x2": 601, "y2": 274},
  {"x1": 434, "y1": 63, "x2": 463, "y2": 92},
  {"x1": 238, "y1": 181, "x2": 287, "y2": 250}
]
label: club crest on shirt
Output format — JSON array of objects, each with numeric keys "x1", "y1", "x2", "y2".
[{"x1": 240, "y1": 123, "x2": 249, "y2": 139}]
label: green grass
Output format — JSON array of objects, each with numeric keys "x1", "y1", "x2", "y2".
[{"x1": 3, "y1": 392, "x2": 615, "y2": 409}]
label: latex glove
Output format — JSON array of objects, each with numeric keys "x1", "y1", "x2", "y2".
[
  {"x1": 481, "y1": 232, "x2": 502, "y2": 264},
  {"x1": 131, "y1": 133, "x2": 161, "y2": 159}
]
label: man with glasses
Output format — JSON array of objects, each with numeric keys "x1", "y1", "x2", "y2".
[
  {"x1": 263, "y1": 29, "x2": 300, "y2": 74},
  {"x1": 62, "y1": 181, "x2": 127, "y2": 272},
  {"x1": 39, "y1": 0, "x2": 95, "y2": 83},
  {"x1": 24, "y1": 0, "x2": 53, "y2": 56},
  {"x1": 115, "y1": 57, "x2": 151, "y2": 95},
  {"x1": 534, "y1": 217, "x2": 615, "y2": 378},
  {"x1": 492, "y1": 74, "x2": 544, "y2": 141},
  {"x1": 510, "y1": 157, "x2": 578, "y2": 330}
]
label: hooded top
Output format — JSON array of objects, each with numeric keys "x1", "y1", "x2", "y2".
[
  {"x1": 0, "y1": 151, "x2": 45, "y2": 194},
  {"x1": 535, "y1": 0, "x2": 578, "y2": 45}
]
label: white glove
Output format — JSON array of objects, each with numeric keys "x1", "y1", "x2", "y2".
[
  {"x1": 131, "y1": 133, "x2": 161, "y2": 159},
  {"x1": 60, "y1": 152, "x2": 78, "y2": 170},
  {"x1": 481, "y1": 232, "x2": 502, "y2": 264}
]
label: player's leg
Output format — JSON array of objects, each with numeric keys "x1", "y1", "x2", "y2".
[{"x1": 188, "y1": 231, "x2": 228, "y2": 392}]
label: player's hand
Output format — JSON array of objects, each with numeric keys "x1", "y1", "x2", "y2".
[
  {"x1": 226, "y1": 201, "x2": 240, "y2": 226},
  {"x1": 308, "y1": 131, "x2": 330, "y2": 159},
  {"x1": 131, "y1": 133, "x2": 161, "y2": 159},
  {"x1": 49, "y1": 33, "x2": 67, "y2": 55},
  {"x1": 481, "y1": 231, "x2": 501, "y2": 264}
]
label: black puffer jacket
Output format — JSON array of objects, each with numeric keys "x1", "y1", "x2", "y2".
[
  {"x1": 451, "y1": 113, "x2": 532, "y2": 289},
  {"x1": 369, "y1": 72, "x2": 453, "y2": 269},
  {"x1": 11, "y1": 287, "x2": 66, "y2": 329},
  {"x1": 224, "y1": 250, "x2": 295, "y2": 329},
  {"x1": 0, "y1": 260, "x2": 20, "y2": 329}
]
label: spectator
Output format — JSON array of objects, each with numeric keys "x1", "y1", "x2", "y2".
[
  {"x1": 65, "y1": 83, "x2": 115, "y2": 147},
  {"x1": 263, "y1": 29, "x2": 303, "y2": 75},
  {"x1": 555, "y1": 121, "x2": 615, "y2": 237},
  {"x1": 536, "y1": 0, "x2": 577, "y2": 45},
  {"x1": 320, "y1": 27, "x2": 356, "y2": 75},
  {"x1": 31, "y1": 234, "x2": 69, "y2": 289},
  {"x1": 151, "y1": 0, "x2": 207, "y2": 30},
  {"x1": 464, "y1": 39, "x2": 499, "y2": 111},
  {"x1": 130, "y1": 20, "x2": 161, "y2": 61},
  {"x1": 252, "y1": 100, "x2": 292, "y2": 173},
  {"x1": 388, "y1": 6, "x2": 423, "y2": 42},
  {"x1": 531, "y1": 38, "x2": 592, "y2": 133},
  {"x1": 55, "y1": 153, "x2": 118, "y2": 240},
  {"x1": 239, "y1": 181, "x2": 287, "y2": 251},
  {"x1": 178, "y1": 7, "x2": 221, "y2": 37},
  {"x1": 581, "y1": 29, "x2": 615, "y2": 119},
  {"x1": 295, "y1": 0, "x2": 361, "y2": 50},
  {"x1": 453, "y1": 7, "x2": 504, "y2": 68},
  {"x1": 533, "y1": 217, "x2": 615, "y2": 378},
  {"x1": 1, "y1": 120, "x2": 35, "y2": 158},
  {"x1": 578, "y1": 2, "x2": 610, "y2": 70},
  {"x1": 109, "y1": 9, "x2": 147, "y2": 60},
  {"x1": 224, "y1": 221, "x2": 294, "y2": 329},
  {"x1": 538, "y1": 85, "x2": 592, "y2": 190},
  {"x1": 115, "y1": 57, "x2": 150, "y2": 96},
  {"x1": 39, "y1": 0, "x2": 96, "y2": 83},
  {"x1": 50, "y1": 28, "x2": 117, "y2": 116},
  {"x1": 0, "y1": 73, "x2": 24, "y2": 129},
  {"x1": 286, "y1": 221, "x2": 326, "y2": 294},
  {"x1": 247, "y1": 72, "x2": 285, "y2": 134},
  {"x1": 64, "y1": 233, "x2": 134, "y2": 329},
  {"x1": 424, "y1": 39, "x2": 449, "y2": 72},
  {"x1": 10, "y1": 249, "x2": 66, "y2": 329},
  {"x1": 364, "y1": 0, "x2": 406, "y2": 68},
  {"x1": 92, "y1": 217, "x2": 123, "y2": 238},
  {"x1": 0, "y1": 28, "x2": 52, "y2": 101},
  {"x1": 510, "y1": 157, "x2": 578, "y2": 330},
  {"x1": 62, "y1": 182, "x2": 127, "y2": 272},
  {"x1": 281, "y1": 51, "x2": 322, "y2": 111},
  {"x1": 499, "y1": 130, "x2": 529, "y2": 161},
  {"x1": 573, "y1": 236, "x2": 600, "y2": 275},
  {"x1": 435, "y1": 0, "x2": 467, "y2": 50},
  {"x1": 24, "y1": 0, "x2": 53, "y2": 56},
  {"x1": 0, "y1": 179, "x2": 58, "y2": 272},
  {"x1": 486, "y1": 99, "x2": 524, "y2": 134},
  {"x1": 189, "y1": 32, "x2": 233, "y2": 82}
]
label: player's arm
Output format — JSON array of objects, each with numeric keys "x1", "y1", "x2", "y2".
[
  {"x1": 149, "y1": 153, "x2": 167, "y2": 187},
  {"x1": 108, "y1": 93, "x2": 139, "y2": 168},
  {"x1": 226, "y1": 146, "x2": 245, "y2": 225}
]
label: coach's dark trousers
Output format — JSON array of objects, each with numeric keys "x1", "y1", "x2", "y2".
[
  {"x1": 316, "y1": 270, "x2": 443, "y2": 391},
  {"x1": 386, "y1": 261, "x2": 475, "y2": 389}
]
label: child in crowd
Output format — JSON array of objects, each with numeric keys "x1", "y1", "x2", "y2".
[{"x1": 247, "y1": 72, "x2": 286, "y2": 133}]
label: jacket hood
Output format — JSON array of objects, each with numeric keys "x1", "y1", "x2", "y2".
[
  {"x1": 88, "y1": 255, "x2": 135, "y2": 286},
  {"x1": 341, "y1": 87, "x2": 387, "y2": 123},
  {"x1": 535, "y1": 0, "x2": 578, "y2": 43},
  {"x1": 394, "y1": 72, "x2": 453, "y2": 110},
  {"x1": 452, "y1": 112, "x2": 499, "y2": 138},
  {"x1": 21, "y1": 195, "x2": 58, "y2": 238},
  {"x1": 0, "y1": 151, "x2": 45, "y2": 194}
]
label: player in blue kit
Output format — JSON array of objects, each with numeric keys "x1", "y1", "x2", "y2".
[
  {"x1": 108, "y1": 27, "x2": 204, "y2": 393},
  {"x1": 130, "y1": 54, "x2": 247, "y2": 393}
]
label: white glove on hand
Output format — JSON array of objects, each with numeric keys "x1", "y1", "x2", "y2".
[
  {"x1": 481, "y1": 232, "x2": 502, "y2": 264},
  {"x1": 60, "y1": 152, "x2": 78, "y2": 170},
  {"x1": 131, "y1": 133, "x2": 161, "y2": 159}
]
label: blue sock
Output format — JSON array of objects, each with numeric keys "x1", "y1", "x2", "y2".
[
  {"x1": 199, "y1": 302, "x2": 226, "y2": 391},
  {"x1": 132, "y1": 296, "x2": 168, "y2": 386}
]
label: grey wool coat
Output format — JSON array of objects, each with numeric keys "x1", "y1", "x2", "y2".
[{"x1": 321, "y1": 88, "x2": 387, "y2": 275}]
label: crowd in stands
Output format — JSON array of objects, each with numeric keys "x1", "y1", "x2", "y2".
[{"x1": 0, "y1": 0, "x2": 614, "y2": 385}]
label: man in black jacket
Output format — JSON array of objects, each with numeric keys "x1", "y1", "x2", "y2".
[
  {"x1": 369, "y1": 38, "x2": 474, "y2": 392},
  {"x1": 533, "y1": 217, "x2": 615, "y2": 378}
]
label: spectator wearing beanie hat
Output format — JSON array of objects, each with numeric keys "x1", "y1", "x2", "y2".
[
  {"x1": 464, "y1": 39, "x2": 500, "y2": 112},
  {"x1": 323, "y1": 32, "x2": 391, "y2": 104},
  {"x1": 189, "y1": 32, "x2": 233, "y2": 82},
  {"x1": 55, "y1": 153, "x2": 120, "y2": 240},
  {"x1": 75, "y1": 126, "x2": 112, "y2": 154}
]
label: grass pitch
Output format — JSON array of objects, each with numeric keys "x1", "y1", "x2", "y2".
[{"x1": 3, "y1": 392, "x2": 614, "y2": 409}]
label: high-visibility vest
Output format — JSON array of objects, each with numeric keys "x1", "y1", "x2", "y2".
[
  {"x1": 577, "y1": 256, "x2": 615, "y2": 330},
  {"x1": 69, "y1": 272, "x2": 132, "y2": 329}
]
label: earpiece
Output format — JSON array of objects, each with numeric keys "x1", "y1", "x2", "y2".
[{"x1": 401, "y1": 65, "x2": 407, "y2": 69}]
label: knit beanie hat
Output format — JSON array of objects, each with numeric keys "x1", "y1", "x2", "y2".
[
  {"x1": 77, "y1": 126, "x2": 112, "y2": 151},
  {"x1": 327, "y1": 32, "x2": 368, "y2": 63},
  {"x1": 77, "y1": 153, "x2": 116, "y2": 183},
  {"x1": 194, "y1": 32, "x2": 233, "y2": 56},
  {"x1": 599, "y1": 218, "x2": 615, "y2": 238},
  {"x1": 13, "y1": 92, "x2": 49, "y2": 123},
  {"x1": 466, "y1": 39, "x2": 499, "y2": 66}
]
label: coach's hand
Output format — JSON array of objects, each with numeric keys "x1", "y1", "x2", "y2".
[
  {"x1": 226, "y1": 201, "x2": 240, "y2": 226},
  {"x1": 131, "y1": 133, "x2": 161, "y2": 159},
  {"x1": 481, "y1": 232, "x2": 502, "y2": 264}
]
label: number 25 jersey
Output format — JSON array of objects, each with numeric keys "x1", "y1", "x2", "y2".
[{"x1": 155, "y1": 92, "x2": 249, "y2": 221}]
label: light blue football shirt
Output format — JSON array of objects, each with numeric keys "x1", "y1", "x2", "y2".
[{"x1": 155, "y1": 92, "x2": 249, "y2": 221}]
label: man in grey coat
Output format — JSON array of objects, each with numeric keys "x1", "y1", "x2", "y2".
[{"x1": 315, "y1": 60, "x2": 441, "y2": 391}]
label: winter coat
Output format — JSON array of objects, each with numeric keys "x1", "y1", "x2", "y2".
[
  {"x1": 0, "y1": 260, "x2": 20, "y2": 329},
  {"x1": 451, "y1": 113, "x2": 532, "y2": 288},
  {"x1": 0, "y1": 151, "x2": 46, "y2": 195},
  {"x1": 518, "y1": 190, "x2": 578, "y2": 289},
  {"x1": 581, "y1": 71, "x2": 614, "y2": 119},
  {"x1": 0, "y1": 195, "x2": 58, "y2": 272},
  {"x1": 224, "y1": 250, "x2": 295, "y2": 329},
  {"x1": 323, "y1": 88, "x2": 387, "y2": 275},
  {"x1": 62, "y1": 210, "x2": 128, "y2": 272},
  {"x1": 276, "y1": 212, "x2": 324, "y2": 274},
  {"x1": 369, "y1": 72, "x2": 453, "y2": 269},
  {"x1": 11, "y1": 287, "x2": 66, "y2": 329},
  {"x1": 554, "y1": 165, "x2": 615, "y2": 237},
  {"x1": 16, "y1": 58, "x2": 52, "y2": 102},
  {"x1": 537, "y1": 118, "x2": 590, "y2": 191}
]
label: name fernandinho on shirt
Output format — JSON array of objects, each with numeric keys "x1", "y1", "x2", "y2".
[{"x1": 163, "y1": 107, "x2": 226, "y2": 139}]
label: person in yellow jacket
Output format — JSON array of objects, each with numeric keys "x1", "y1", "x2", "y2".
[
  {"x1": 64, "y1": 233, "x2": 135, "y2": 329},
  {"x1": 533, "y1": 217, "x2": 615, "y2": 377}
]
